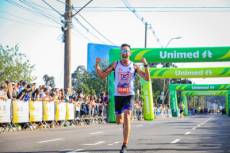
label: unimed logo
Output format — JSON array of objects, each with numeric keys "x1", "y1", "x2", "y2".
[
  {"x1": 192, "y1": 85, "x2": 215, "y2": 90},
  {"x1": 159, "y1": 50, "x2": 213, "y2": 59},
  {"x1": 160, "y1": 51, "x2": 199, "y2": 59}
]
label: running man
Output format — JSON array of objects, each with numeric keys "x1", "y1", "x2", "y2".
[{"x1": 95, "y1": 43, "x2": 150, "y2": 153}]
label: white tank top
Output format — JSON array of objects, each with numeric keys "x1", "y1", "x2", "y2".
[{"x1": 114, "y1": 61, "x2": 136, "y2": 96}]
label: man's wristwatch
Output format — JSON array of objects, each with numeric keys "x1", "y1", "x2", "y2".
[{"x1": 144, "y1": 64, "x2": 148, "y2": 68}]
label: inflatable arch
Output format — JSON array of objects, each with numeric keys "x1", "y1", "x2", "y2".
[
  {"x1": 107, "y1": 47, "x2": 230, "y2": 122},
  {"x1": 169, "y1": 84, "x2": 230, "y2": 117}
]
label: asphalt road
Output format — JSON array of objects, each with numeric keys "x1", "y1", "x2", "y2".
[{"x1": 0, "y1": 114, "x2": 229, "y2": 153}]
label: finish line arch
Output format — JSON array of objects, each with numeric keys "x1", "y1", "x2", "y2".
[
  {"x1": 169, "y1": 84, "x2": 230, "y2": 117},
  {"x1": 181, "y1": 90, "x2": 230, "y2": 116},
  {"x1": 107, "y1": 47, "x2": 230, "y2": 122}
]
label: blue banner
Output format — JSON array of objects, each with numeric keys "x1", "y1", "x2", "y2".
[{"x1": 87, "y1": 43, "x2": 118, "y2": 72}]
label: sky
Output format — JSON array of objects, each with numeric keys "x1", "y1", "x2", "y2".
[{"x1": 0, "y1": 0, "x2": 230, "y2": 88}]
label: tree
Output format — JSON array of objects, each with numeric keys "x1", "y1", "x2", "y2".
[
  {"x1": 72, "y1": 65, "x2": 107, "y2": 96},
  {"x1": 72, "y1": 65, "x2": 89, "y2": 94},
  {"x1": 0, "y1": 44, "x2": 34, "y2": 83},
  {"x1": 43, "y1": 74, "x2": 55, "y2": 88}
]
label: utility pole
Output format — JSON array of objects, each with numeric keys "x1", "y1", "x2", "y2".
[
  {"x1": 144, "y1": 22, "x2": 148, "y2": 48},
  {"x1": 64, "y1": 0, "x2": 72, "y2": 91},
  {"x1": 62, "y1": 0, "x2": 93, "y2": 92}
]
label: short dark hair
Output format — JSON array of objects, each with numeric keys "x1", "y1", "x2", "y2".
[{"x1": 120, "y1": 43, "x2": 131, "y2": 49}]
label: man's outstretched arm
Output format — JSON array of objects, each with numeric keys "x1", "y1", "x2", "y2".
[
  {"x1": 95, "y1": 57, "x2": 115, "y2": 80},
  {"x1": 135, "y1": 58, "x2": 150, "y2": 81}
]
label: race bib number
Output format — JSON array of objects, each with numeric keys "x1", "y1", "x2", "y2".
[
  {"x1": 117, "y1": 72, "x2": 131, "y2": 94},
  {"x1": 117, "y1": 82, "x2": 130, "y2": 94}
]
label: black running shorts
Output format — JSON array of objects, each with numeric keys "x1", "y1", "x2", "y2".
[{"x1": 114, "y1": 95, "x2": 135, "y2": 114}]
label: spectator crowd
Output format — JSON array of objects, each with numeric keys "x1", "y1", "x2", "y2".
[{"x1": 0, "y1": 80, "x2": 145, "y2": 127}]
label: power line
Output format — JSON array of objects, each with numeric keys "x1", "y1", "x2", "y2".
[
  {"x1": 72, "y1": 17, "x2": 106, "y2": 43},
  {"x1": 22, "y1": 0, "x2": 98, "y2": 43},
  {"x1": 72, "y1": 0, "x2": 94, "y2": 17},
  {"x1": 56, "y1": 0, "x2": 65, "y2": 5},
  {"x1": 22, "y1": 0, "x2": 54, "y2": 11},
  {"x1": 78, "y1": 13, "x2": 116, "y2": 45},
  {"x1": 122, "y1": 0, "x2": 163, "y2": 47},
  {"x1": 0, "y1": 15, "x2": 38, "y2": 26},
  {"x1": 6, "y1": 0, "x2": 61, "y2": 25},
  {"x1": 6, "y1": 0, "x2": 113, "y2": 44},
  {"x1": 72, "y1": 6, "x2": 230, "y2": 9},
  {"x1": 56, "y1": 0, "x2": 109, "y2": 44},
  {"x1": 41, "y1": 0, "x2": 63, "y2": 16},
  {"x1": 58, "y1": 0, "x2": 116, "y2": 44},
  {"x1": 71, "y1": 6, "x2": 230, "y2": 12},
  {"x1": 0, "y1": 10, "x2": 59, "y2": 28},
  {"x1": 73, "y1": 17, "x2": 89, "y2": 32},
  {"x1": 72, "y1": 28, "x2": 91, "y2": 42},
  {"x1": 19, "y1": 0, "x2": 62, "y2": 24}
]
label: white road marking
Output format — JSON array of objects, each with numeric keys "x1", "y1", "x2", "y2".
[
  {"x1": 37, "y1": 138, "x2": 62, "y2": 144},
  {"x1": 60, "y1": 149, "x2": 73, "y2": 151},
  {"x1": 89, "y1": 131, "x2": 103, "y2": 135},
  {"x1": 200, "y1": 117, "x2": 212, "y2": 126},
  {"x1": 136, "y1": 124, "x2": 143, "y2": 127},
  {"x1": 73, "y1": 149, "x2": 88, "y2": 152},
  {"x1": 74, "y1": 149, "x2": 84, "y2": 152},
  {"x1": 67, "y1": 150, "x2": 88, "y2": 153},
  {"x1": 185, "y1": 131, "x2": 191, "y2": 135},
  {"x1": 108, "y1": 141, "x2": 120, "y2": 146},
  {"x1": 83, "y1": 141, "x2": 105, "y2": 146},
  {"x1": 171, "y1": 139, "x2": 180, "y2": 144},
  {"x1": 192, "y1": 117, "x2": 212, "y2": 131}
]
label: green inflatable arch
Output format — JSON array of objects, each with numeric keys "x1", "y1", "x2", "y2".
[
  {"x1": 108, "y1": 49, "x2": 154, "y2": 122},
  {"x1": 107, "y1": 47, "x2": 230, "y2": 122},
  {"x1": 169, "y1": 84, "x2": 230, "y2": 117},
  {"x1": 181, "y1": 90, "x2": 230, "y2": 116}
]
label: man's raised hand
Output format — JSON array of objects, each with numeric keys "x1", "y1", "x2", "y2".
[
  {"x1": 141, "y1": 58, "x2": 147, "y2": 65},
  {"x1": 96, "y1": 57, "x2": 101, "y2": 64}
]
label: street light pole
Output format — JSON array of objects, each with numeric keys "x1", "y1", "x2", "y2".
[
  {"x1": 165, "y1": 36, "x2": 182, "y2": 48},
  {"x1": 144, "y1": 22, "x2": 148, "y2": 48},
  {"x1": 162, "y1": 36, "x2": 182, "y2": 105}
]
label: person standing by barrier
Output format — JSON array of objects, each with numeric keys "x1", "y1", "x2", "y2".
[
  {"x1": 179, "y1": 103, "x2": 185, "y2": 118},
  {"x1": 5, "y1": 80, "x2": 13, "y2": 99},
  {"x1": 96, "y1": 43, "x2": 150, "y2": 153},
  {"x1": 75, "y1": 98, "x2": 81, "y2": 120},
  {"x1": 102, "y1": 92, "x2": 108, "y2": 118},
  {"x1": 12, "y1": 82, "x2": 18, "y2": 99},
  {"x1": 0, "y1": 83, "x2": 7, "y2": 100}
]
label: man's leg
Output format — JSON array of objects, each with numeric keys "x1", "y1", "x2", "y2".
[
  {"x1": 123, "y1": 110, "x2": 132, "y2": 145},
  {"x1": 116, "y1": 114, "x2": 124, "y2": 124}
]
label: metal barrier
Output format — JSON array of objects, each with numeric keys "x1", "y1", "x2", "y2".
[{"x1": 0, "y1": 99, "x2": 108, "y2": 133}]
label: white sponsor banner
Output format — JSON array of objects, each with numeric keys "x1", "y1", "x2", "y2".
[
  {"x1": 0, "y1": 99, "x2": 11, "y2": 123},
  {"x1": 43, "y1": 101, "x2": 55, "y2": 121},
  {"x1": 56, "y1": 102, "x2": 66, "y2": 121},
  {"x1": 29, "y1": 101, "x2": 43, "y2": 122},
  {"x1": 66, "y1": 103, "x2": 75, "y2": 120},
  {"x1": 13, "y1": 101, "x2": 29, "y2": 123}
]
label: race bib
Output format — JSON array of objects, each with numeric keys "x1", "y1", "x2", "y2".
[{"x1": 117, "y1": 82, "x2": 130, "y2": 94}]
